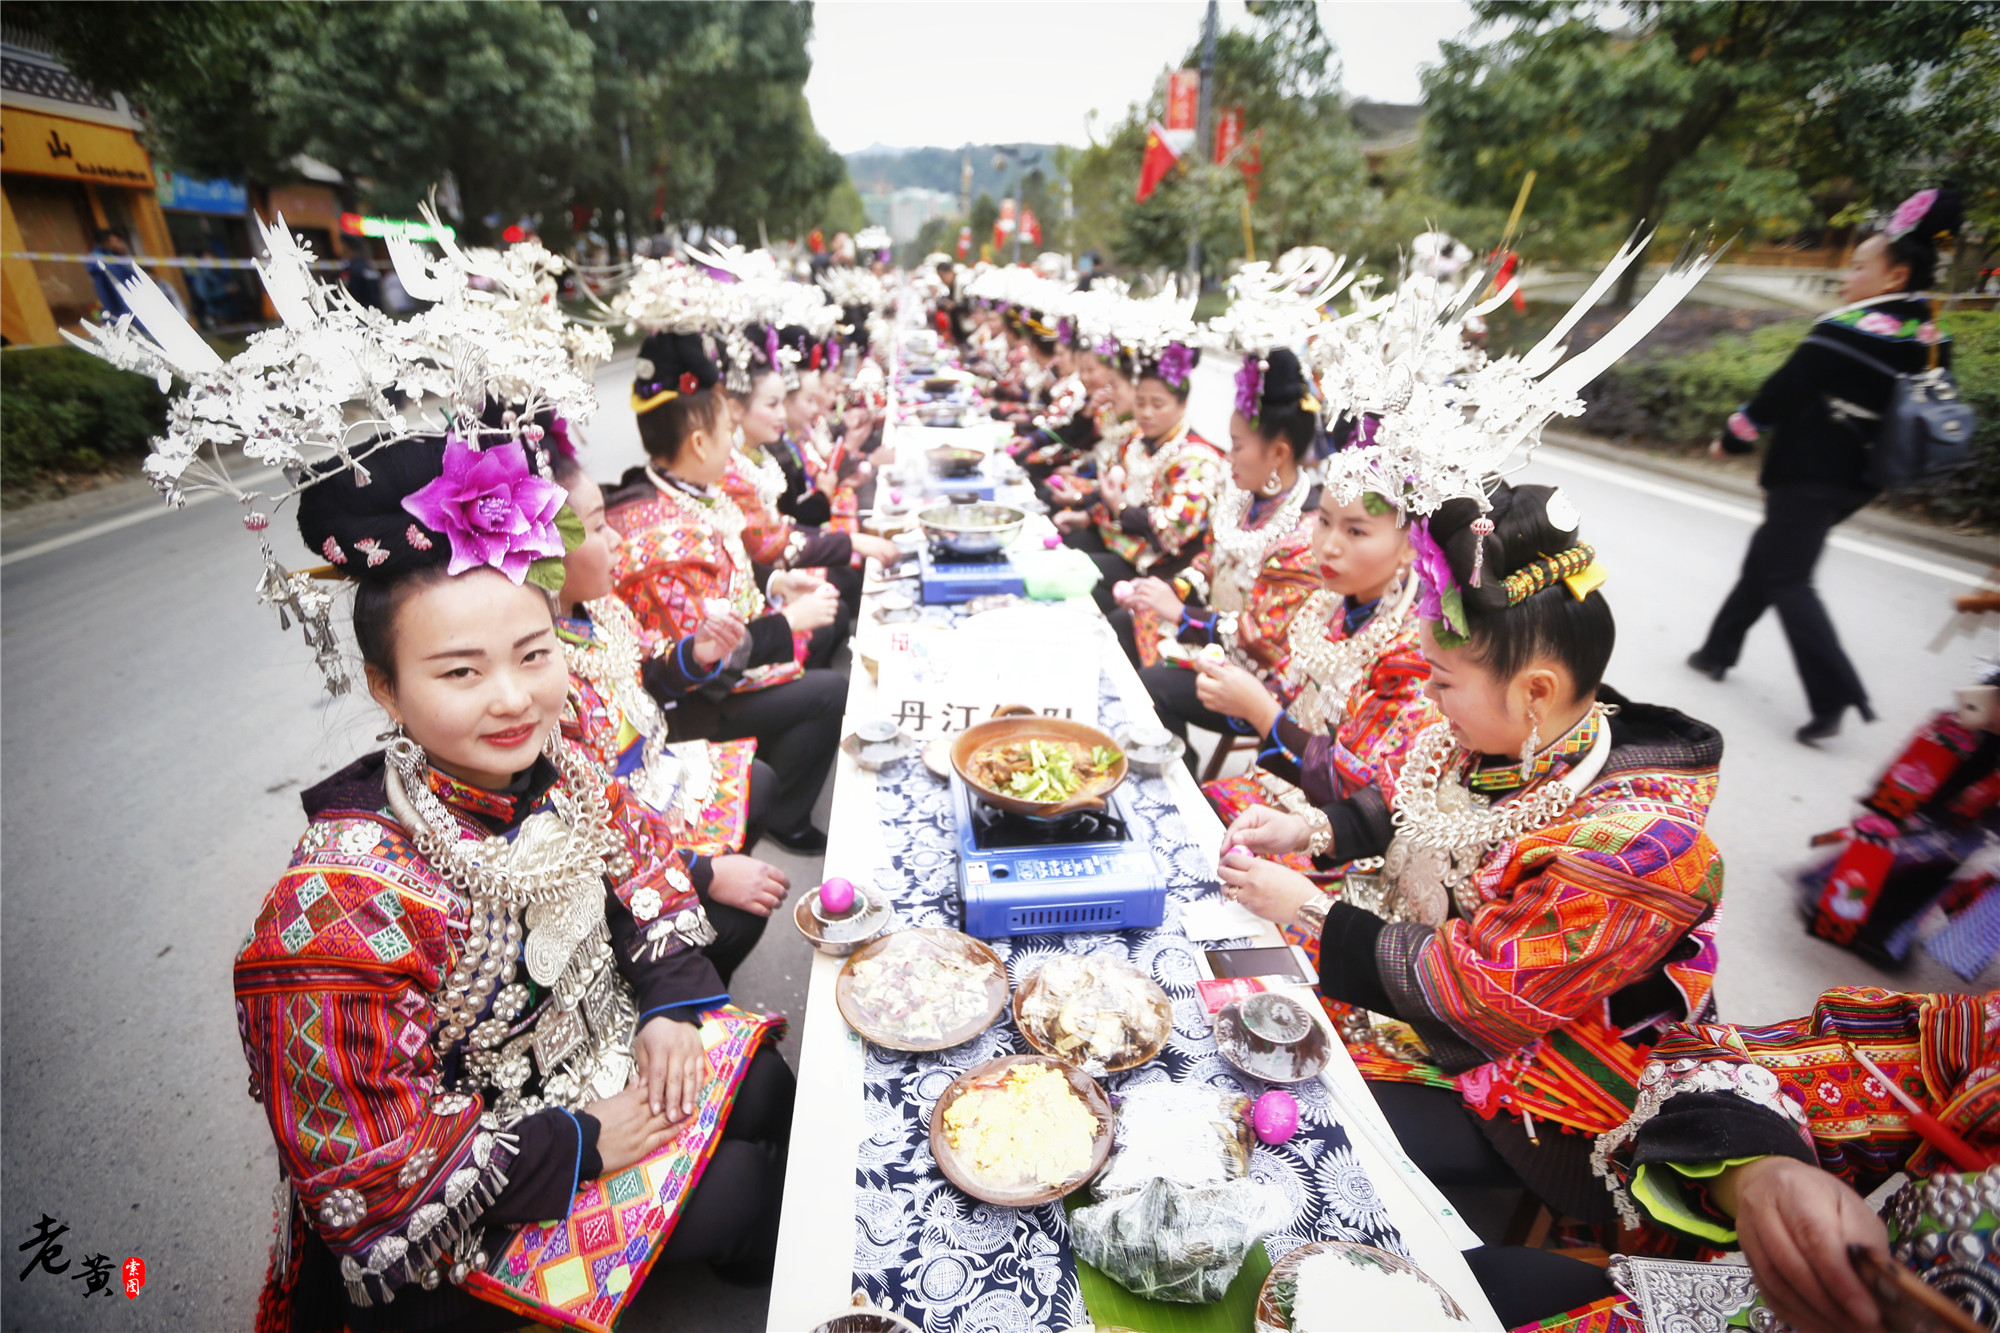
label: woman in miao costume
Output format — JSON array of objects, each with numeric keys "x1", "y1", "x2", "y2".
[
  {"x1": 1113, "y1": 346, "x2": 1325, "y2": 767},
  {"x1": 1219, "y1": 242, "x2": 1735, "y2": 1269},
  {"x1": 606, "y1": 330, "x2": 846, "y2": 855},
  {"x1": 1055, "y1": 286, "x2": 1227, "y2": 616},
  {"x1": 70, "y1": 231, "x2": 794, "y2": 1330},
  {"x1": 550, "y1": 447, "x2": 793, "y2": 985}
]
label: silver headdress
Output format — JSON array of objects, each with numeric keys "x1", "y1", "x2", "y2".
[
  {"x1": 65, "y1": 211, "x2": 606, "y2": 692},
  {"x1": 1310, "y1": 233, "x2": 1721, "y2": 520}
]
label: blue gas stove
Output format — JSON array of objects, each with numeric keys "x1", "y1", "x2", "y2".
[
  {"x1": 950, "y1": 772, "x2": 1167, "y2": 937},
  {"x1": 918, "y1": 546, "x2": 1025, "y2": 604}
]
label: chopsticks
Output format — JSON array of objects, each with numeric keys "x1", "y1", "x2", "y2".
[{"x1": 1843, "y1": 1043, "x2": 1991, "y2": 1173}]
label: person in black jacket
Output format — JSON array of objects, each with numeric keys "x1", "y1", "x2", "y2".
[{"x1": 1689, "y1": 188, "x2": 1962, "y2": 743}]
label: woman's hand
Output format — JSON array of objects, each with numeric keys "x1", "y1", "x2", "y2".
[
  {"x1": 782, "y1": 582, "x2": 840, "y2": 633},
  {"x1": 1128, "y1": 576, "x2": 1184, "y2": 622},
  {"x1": 707, "y1": 855, "x2": 790, "y2": 917},
  {"x1": 1053, "y1": 508, "x2": 1093, "y2": 533},
  {"x1": 1099, "y1": 466, "x2": 1126, "y2": 511},
  {"x1": 689, "y1": 610, "x2": 748, "y2": 668},
  {"x1": 632, "y1": 1015, "x2": 710, "y2": 1121},
  {"x1": 1218, "y1": 850, "x2": 1324, "y2": 927},
  {"x1": 850, "y1": 533, "x2": 901, "y2": 567},
  {"x1": 1222, "y1": 805, "x2": 1311, "y2": 857},
  {"x1": 583, "y1": 1079, "x2": 682, "y2": 1176},
  {"x1": 1195, "y1": 656, "x2": 1282, "y2": 734},
  {"x1": 1714, "y1": 1156, "x2": 1890, "y2": 1333}
]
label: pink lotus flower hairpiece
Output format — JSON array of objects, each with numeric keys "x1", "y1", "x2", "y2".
[
  {"x1": 1156, "y1": 342, "x2": 1194, "y2": 389},
  {"x1": 1408, "y1": 518, "x2": 1469, "y2": 645},
  {"x1": 402, "y1": 437, "x2": 566, "y2": 586},
  {"x1": 1886, "y1": 188, "x2": 1938, "y2": 241}
]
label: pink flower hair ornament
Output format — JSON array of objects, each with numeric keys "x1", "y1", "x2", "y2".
[
  {"x1": 1408, "y1": 518, "x2": 1470, "y2": 647},
  {"x1": 1233, "y1": 354, "x2": 1264, "y2": 425},
  {"x1": 1156, "y1": 343, "x2": 1194, "y2": 389},
  {"x1": 400, "y1": 437, "x2": 580, "y2": 592},
  {"x1": 1885, "y1": 188, "x2": 1938, "y2": 241}
]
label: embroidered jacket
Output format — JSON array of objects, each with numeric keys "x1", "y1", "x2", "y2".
[
  {"x1": 235, "y1": 751, "x2": 725, "y2": 1322},
  {"x1": 1598, "y1": 988, "x2": 2000, "y2": 1239},
  {"x1": 606, "y1": 480, "x2": 808, "y2": 694},
  {"x1": 720, "y1": 452, "x2": 853, "y2": 571},
  {"x1": 1315, "y1": 694, "x2": 1726, "y2": 1137},
  {"x1": 1131, "y1": 487, "x2": 1319, "y2": 696},
  {"x1": 1089, "y1": 419, "x2": 1226, "y2": 571}
]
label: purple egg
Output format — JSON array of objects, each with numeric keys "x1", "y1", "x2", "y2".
[
  {"x1": 818, "y1": 877, "x2": 856, "y2": 915},
  {"x1": 1252, "y1": 1089, "x2": 1299, "y2": 1145}
]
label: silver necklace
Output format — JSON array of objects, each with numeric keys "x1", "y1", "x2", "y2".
[
  {"x1": 734, "y1": 447, "x2": 786, "y2": 512},
  {"x1": 1378, "y1": 708, "x2": 1613, "y2": 922},
  {"x1": 1207, "y1": 476, "x2": 1308, "y2": 613},
  {"x1": 1285, "y1": 576, "x2": 1418, "y2": 734}
]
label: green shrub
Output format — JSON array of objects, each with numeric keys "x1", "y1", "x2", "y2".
[
  {"x1": 1, "y1": 345, "x2": 168, "y2": 483},
  {"x1": 1584, "y1": 309, "x2": 2000, "y2": 529}
]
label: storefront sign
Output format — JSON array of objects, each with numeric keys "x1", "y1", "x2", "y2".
[
  {"x1": 338, "y1": 212, "x2": 455, "y2": 242},
  {"x1": 1, "y1": 106, "x2": 152, "y2": 185},
  {"x1": 155, "y1": 170, "x2": 246, "y2": 216}
]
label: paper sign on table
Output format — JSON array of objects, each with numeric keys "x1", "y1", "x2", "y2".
[
  {"x1": 873, "y1": 617, "x2": 1098, "y2": 738},
  {"x1": 1179, "y1": 897, "x2": 1268, "y2": 943}
]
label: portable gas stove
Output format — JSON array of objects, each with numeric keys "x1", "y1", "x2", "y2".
[
  {"x1": 950, "y1": 773, "x2": 1167, "y2": 937},
  {"x1": 919, "y1": 546, "x2": 1026, "y2": 604}
]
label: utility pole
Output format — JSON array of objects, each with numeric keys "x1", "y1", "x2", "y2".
[{"x1": 1188, "y1": 0, "x2": 1218, "y2": 292}]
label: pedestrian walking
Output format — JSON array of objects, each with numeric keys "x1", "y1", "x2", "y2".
[{"x1": 1688, "y1": 187, "x2": 1963, "y2": 743}]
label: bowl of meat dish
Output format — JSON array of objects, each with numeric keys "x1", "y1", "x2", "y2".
[
  {"x1": 950, "y1": 714, "x2": 1128, "y2": 818},
  {"x1": 916, "y1": 501, "x2": 1025, "y2": 557}
]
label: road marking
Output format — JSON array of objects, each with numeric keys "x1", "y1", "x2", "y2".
[
  {"x1": 1536, "y1": 446, "x2": 1989, "y2": 588},
  {"x1": 1, "y1": 469, "x2": 283, "y2": 568}
]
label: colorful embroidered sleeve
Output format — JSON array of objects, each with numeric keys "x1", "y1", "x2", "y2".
[
  {"x1": 1232, "y1": 531, "x2": 1320, "y2": 699},
  {"x1": 1404, "y1": 825, "x2": 1723, "y2": 1062},
  {"x1": 1146, "y1": 444, "x2": 1224, "y2": 558},
  {"x1": 234, "y1": 828, "x2": 523, "y2": 1304}
]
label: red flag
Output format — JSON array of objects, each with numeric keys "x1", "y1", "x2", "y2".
[
  {"x1": 1136, "y1": 120, "x2": 1180, "y2": 203},
  {"x1": 956, "y1": 225, "x2": 971, "y2": 260},
  {"x1": 1214, "y1": 106, "x2": 1244, "y2": 165},
  {"x1": 1021, "y1": 209, "x2": 1041, "y2": 247}
]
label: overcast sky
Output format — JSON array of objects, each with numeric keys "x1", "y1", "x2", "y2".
[{"x1": 805, "y1": 1, "x2": 1478, "y2": 155}]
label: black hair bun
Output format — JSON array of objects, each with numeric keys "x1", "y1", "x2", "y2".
[
  {"x1": 1427, "y1": 482, "x2": 1582, "y2": 616},
  {"x1": 635, "y1": 332, "x2": 718, "y2": 399},
  {"x1": 1260, "y1": 348, "x2": 1310, "y2": 417},
  {"x1": 295, "y1": 435, "x2": 452, "y2": 582},
  {"x1": 1919, "y1": 187, "x2": 1965, "y2": 245}
]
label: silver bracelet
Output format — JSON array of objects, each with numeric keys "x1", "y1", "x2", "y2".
[
  {"x1": 1301, "y1": 806, "x2": 1333, "y2": 859},
  {"x1": 1294, "y1": 893, "x2": 1330, "y2": 936}
]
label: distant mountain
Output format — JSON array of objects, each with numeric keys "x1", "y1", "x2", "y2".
[{"x1": 844, "y1": 144, "x2": 1064, "y2": 202}]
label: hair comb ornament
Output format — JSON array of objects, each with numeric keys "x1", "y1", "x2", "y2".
[{"x1": 66, "y1": 206, "x2": 607, "y2": 694}]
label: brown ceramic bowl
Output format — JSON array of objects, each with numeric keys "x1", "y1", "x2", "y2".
[
  {"x1": 929, "y1": 1054, "x2": 1115, "y2": 1207},
  {"x1": 950, "y1": 715, "x2": 1128, "y2": 818}
]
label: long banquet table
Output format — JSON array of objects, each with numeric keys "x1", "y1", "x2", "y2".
[{"x1": 766, "y1": 407, "x2": 1501, "y2": 1333}]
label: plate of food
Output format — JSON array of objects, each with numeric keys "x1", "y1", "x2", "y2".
[
  {"x1": 1255, "y1": 1241, "x2": 1468, "y2": 1332},
  {"x1": 1013, "y1": 954, "x2": 1172, "y2": 1073},
  {"x1": 950, "y1": 716, "x2": 1128, "y2": 818},
  {"x1": 930, "y1": 1054, "x2": 1115, "y2": 1206},
  {"x1": 836, "y1": 927, "x2": 1009, "y2": 1052}
]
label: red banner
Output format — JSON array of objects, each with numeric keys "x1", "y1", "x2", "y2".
[
  {"x1": 1166, "y1": 70, "x2": 1200, "y2": 132},
  {"x1": 993, "y1": 198, "x2": 1016, "y2": 252},
  {"x1": 1214, "y1": 106, "x2": 1244, "y2": 165},
  {"x1": 1240, "y1": 129, "x2": 1263, "y2": 203},
  {"x1": 956, "y1": 225, "x2": 971, "y2": 260},
  {"x1": 1135, "y1": 120, "x2": 1181, "y2": 203},
  {"x1": 1021, "y1": 209, "x2": 1041, "y2": 247}
]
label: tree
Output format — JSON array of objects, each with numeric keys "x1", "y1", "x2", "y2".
[
  {"x1": 265, "y1": 2, "x2": 595, "y2": 241},
  {"x1": 555, "y1": 2, "x2": 847, "y2": 243},
  {"x1": 12, "y1": 1, "x2": 317, "y2": 184},
  {"x1": 821, "y1": 179, "x2": 869, "y2": 237},
  {"x1": 1424, "y1": 1, "x2": 1994, "y2": 304}
]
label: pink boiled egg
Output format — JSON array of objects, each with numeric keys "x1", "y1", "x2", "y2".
[
  {"x1": 818, "y1": 877, "x2": 856, "y2": 916},
  {"x1": 1252, "y1": 1090, "x2": 1299, "y2": 1145}
]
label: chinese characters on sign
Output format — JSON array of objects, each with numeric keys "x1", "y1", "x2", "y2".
[
  {"x1": 873, "y1": 621, "x2": 1099, "y2": 740},
  {"x1": 17, "y1": 1214, "x2": 139, "y2": 1299}
]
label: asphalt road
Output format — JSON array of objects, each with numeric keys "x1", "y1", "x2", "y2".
[{"x1": 3, "y1": 356, "x2": 1992, "y2": 1332}]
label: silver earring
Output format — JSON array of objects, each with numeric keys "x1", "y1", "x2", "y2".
[
  {"x1": 1520, "y1": 717, "x2": 1542, "y2": 772},
  {"x1": 375, "y1": 720, "x2": 407, "y2": 745},
  {"x1": 1259, "y1": 473, "x2": 1284, "y2": 497}
]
